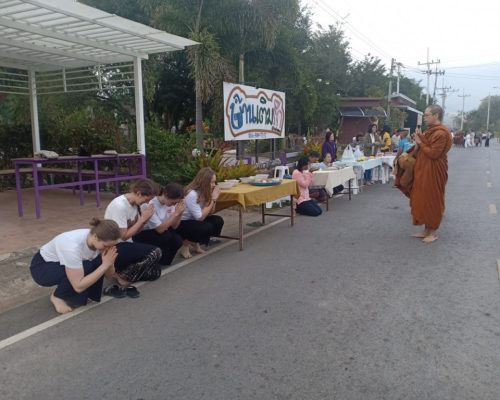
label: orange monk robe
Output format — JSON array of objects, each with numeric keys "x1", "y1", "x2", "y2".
[{"x1": 410, "y1": 124, "x2": 452, "y2": 230}]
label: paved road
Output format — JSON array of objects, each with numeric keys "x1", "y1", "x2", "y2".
[{"x1": 1, "y1": 144, "x2": 500, "y2": 400}]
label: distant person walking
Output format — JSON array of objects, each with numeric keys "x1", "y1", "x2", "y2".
[
  {"x1": 410, "y1": 105, "x2": 452, "y2": 243},
  {"x1": 485, "y1": 131, "x2": 492, "y2": 147}
]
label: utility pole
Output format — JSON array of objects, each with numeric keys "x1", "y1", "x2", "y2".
[
  {"x1": 432, "y1": 69, "x2": 445, "y2": 102},
  {"x1": 387, "y1": 58, "x2": 395, "y2": 117},
  {"x1": 486, "y1": 86, "x2": 500, "y2": 131},
  {"x1": 438, "y1": 86, "x2": 458, "y2": 121},
  {"x1": 458, "y1": 89, "x2": 471, "y2": 130},
  {"x1": 395, "y1": 61, "x2": 403, "y2": 94},
  {"x1": 418, "y1": 48, "x2": 440, "y2": 106}
]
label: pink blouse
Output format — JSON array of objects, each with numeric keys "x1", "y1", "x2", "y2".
[{"x1": 292, "y1": 169, "x2": 313, "y2": 204}]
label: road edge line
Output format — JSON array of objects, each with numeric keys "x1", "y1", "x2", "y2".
[{"x1": 0, "y1": 217, "x2": 289, "y2": 351}]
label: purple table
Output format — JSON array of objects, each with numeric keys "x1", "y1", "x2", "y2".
[{"x1": 14, "y1": 154, "x2": 146, "y2": 218}]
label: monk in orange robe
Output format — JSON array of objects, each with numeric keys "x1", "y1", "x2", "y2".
[{"x1": 410, "y1": 104, "x2": 452, "y2": 243}]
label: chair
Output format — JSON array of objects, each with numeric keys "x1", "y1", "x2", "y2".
[
  {"x1": 266, "y1": 165, "x2": 291, "y2": 208},
  {"x1": 274, "y1": 166, "x2": 290, "y2": 179}
]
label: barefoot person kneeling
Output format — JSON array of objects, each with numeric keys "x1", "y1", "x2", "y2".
[
  {"x1": 30, "y1": 218, "x2": 120, "y2": 314},
  {"x1": 176, "y1": 167, "x2": 224, "y2": 258}
]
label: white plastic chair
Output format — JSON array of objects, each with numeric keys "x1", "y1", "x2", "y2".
[{"x1": 274, "y1": 166, "x2": 290, "y2": 179}]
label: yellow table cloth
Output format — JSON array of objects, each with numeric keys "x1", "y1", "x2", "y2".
[{"x1": 216, "y1": 179, "x2": 299, "y2": 211}]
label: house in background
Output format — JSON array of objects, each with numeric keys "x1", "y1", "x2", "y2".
[
  {"x1": 337, "y1": 94, "x2": 423, "y2": 144},
  {"x1": 390, "y1": 93, "x2": 423, "y2": 132},
  {"x1": 337, "y1": 97, "x2": 387, "y2": 144}
]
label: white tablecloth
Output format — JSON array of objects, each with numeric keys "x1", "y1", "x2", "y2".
[
  {"x1": 335, "y1": 156, "x2": 395, "y2": 185},
  {"x1": 312, "y1": 167, "x2": 356, "y2": 196}
]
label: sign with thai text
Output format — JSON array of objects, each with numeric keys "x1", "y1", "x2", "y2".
[{"x1": 223, "y1": 82, "x2": 285, "y2": 141}]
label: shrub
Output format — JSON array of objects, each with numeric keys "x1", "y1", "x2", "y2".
[{"x1": 145, "y1": 122, "x2": 197, "y2": 185}]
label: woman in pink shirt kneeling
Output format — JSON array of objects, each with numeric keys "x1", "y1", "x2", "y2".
[{"x1": 292, "y1": 157, "x2": 323, "y2": 217}]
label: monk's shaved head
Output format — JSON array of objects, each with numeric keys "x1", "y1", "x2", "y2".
[{"x1": 426, "y1": 104, "x2": 443, "y2": 121}]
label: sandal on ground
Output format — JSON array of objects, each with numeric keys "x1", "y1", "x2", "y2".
[
  {"x1": 125, "y1": 286, "x2": 140, "y2": 298},
  {"x1": 103, "y1": 284, "x2": 126, "y2": 298}
]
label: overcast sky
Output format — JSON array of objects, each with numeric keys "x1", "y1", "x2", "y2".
[{"x1": 304, "y1": 0, "x2": 500, "y2": 119}]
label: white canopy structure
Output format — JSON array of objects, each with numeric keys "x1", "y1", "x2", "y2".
[{"x1": 0, "y1": 0, "x2": 197, "y2": 154}]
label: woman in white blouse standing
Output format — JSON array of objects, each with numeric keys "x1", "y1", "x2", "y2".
[{"x1": 175, "y1": 167, "x2": 224, "y2": 258}]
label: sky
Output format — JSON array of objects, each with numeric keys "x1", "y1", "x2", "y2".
[{"x1": 304, "y1": 0, "x2": 500, "y2": 122}]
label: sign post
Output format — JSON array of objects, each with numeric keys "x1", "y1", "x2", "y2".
[{"x1": 224, "y1": 83, "x2": 286, "y2": 142}]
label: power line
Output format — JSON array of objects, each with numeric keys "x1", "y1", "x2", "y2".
[
  {"x1": 309, "y1": 0, "x2": 392, "y2": 62},
  {"x1": 418, "y1": 48, "x2": 440, "y2": 105}
]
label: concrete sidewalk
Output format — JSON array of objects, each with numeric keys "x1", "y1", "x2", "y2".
[{"x1": 0, "y1": 187, "x2": 289, "y2": 313}]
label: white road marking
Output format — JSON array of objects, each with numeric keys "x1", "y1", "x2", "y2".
[
  {"x1": 489, "y1": 204, "x2": 497, "y2": 215},
  {"x1": 0, "y1": 217, "x2": 290, "y2": 351},
  {"x1": 487, "y1": 182, "x2": 492, "y2": 188}
]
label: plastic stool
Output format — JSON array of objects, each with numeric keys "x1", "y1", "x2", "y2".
[{"x1": 274, "y1": 166, "x2": 290, "y2": 179}]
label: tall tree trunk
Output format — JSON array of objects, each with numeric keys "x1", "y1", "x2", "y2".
[
  {"x1": 194, "y1": 0, "x2": 205, "y2": 148},
  {"x1": 237, "y1": 53, "x2": 245, "y2": 159},
  {"x1": 195, "y1": 82, "x2": 203, "y2": 148}
]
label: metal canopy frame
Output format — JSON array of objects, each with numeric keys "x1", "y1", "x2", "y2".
[{"x1": 0, "y1": 0, "x2": 197, "y2": 154}]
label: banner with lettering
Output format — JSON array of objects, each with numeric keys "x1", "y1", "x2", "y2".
[{"x1": 223, "y1": 82, "x2": 285, "y2": 141}]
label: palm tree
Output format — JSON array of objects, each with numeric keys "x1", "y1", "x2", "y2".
[
  {"x1": 188, "y1": 29, "x2": 234, "y2": 147},
  {"x1": 140, "y1": 0, "x2": 234, "y2": 147}
]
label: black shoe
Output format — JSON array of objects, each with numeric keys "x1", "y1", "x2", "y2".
[
  {"x1": 103, "y1": 284, "x2": 126, "y2": 298},
  {"x1": 125, "y1": 286, "x2": 140, "y2": 298}
]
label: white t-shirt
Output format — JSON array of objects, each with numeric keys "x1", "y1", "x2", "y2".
[
  {"x1": 142, "y1": 196, "x2": 177, "y2": 230},
  {"x1": 181, "y1": 190, "x2": 205, "y2": 221},
  {"x1": 104, "y1": 194, "x2": 138, "y2": 242},
  {"x1": 40, "y1": 229, "x2": 98, "y2": 269}
]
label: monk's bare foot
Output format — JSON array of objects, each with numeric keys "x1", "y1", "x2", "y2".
[
  {"x1": 50, "y1": 293, "x2": 73, "y2": 314},
  {"x1": 180, "y1": 244, "x2": 192, "y2": 259},
  {"x1": 191, "y1": 243, "x2": 205, "y2": 254},
  {"x1": 422, "y1": 234, "x2": 438, "y2": 243},
  {"x1": 411, "y1": 230, "x2": 429, "y2": 238}
]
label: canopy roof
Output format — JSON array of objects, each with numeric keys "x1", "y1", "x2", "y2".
[
  {"x1": 0, "y1": 0, "x2": 197, "y2": 155},
  {"x1": 0, "y1": 0, "x2": 197, "y2": 72}
]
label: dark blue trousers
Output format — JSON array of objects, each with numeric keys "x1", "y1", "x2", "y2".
[
  {"x1": 296, "y1": 200, "x2": 322, "y2": 216},
  {"x1": 133, "y1": 229, "x2": 183, "y2": 266},
  {"x1": 30, "y1": 251, "x2": 103, "y2": 307}
]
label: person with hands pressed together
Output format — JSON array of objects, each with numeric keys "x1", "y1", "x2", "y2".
[
  {"x1": 104, "y1": 178, "x2": 162, "y2": 298},
  {"x1": 30, "y1": 218, "x2": 121, "y2": 314},
  {"x1": 133, "y1": 183, "x2": 185, "y2": 266},
  {"x1": 409, "y1": 105, "x2": 452, "y2": 243},
  {"x1": 292, "y1": 157, "x2": 322, "y2": 216},
  {"x1": 175, "y1": 167, "x2": 225, "y2": 259}
]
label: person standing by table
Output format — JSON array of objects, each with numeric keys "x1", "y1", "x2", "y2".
[
  {"x1": 175, "y1": 167, "x2": 224, "y2": 259},
  {"x1": 391, "y1": 129, "x2": 401, "y2": 152},
  {"x1": 380, "y1": 125, "x2": 392, "y2": 153},
  {"x1": 292, "y1": 157, "x2": 322, "y2": 216},
  {"x1": 30, "y1": 218, "x2": 120, "y2": 314},
  {"x1": 133, "y1": 183, "x2": 185, "y2": 266},
  {"x1": 363, "y1": 123, "x2": 381, "y2": 185},
  {"x1": 396, "y1": 129, "x2": 413, "y2": 157},
  {"x1": 104, "y1": 178, "x2": 162, "y2": 298},
  {"x1": 410, "y1": 104, "x2": 452, "y2": 243},
  {"x1": 321, "y1": 129, "x2": 337, "y2": 161}
]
